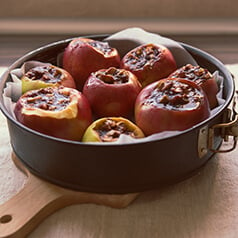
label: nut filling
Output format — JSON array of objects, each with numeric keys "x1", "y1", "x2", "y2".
[
  {"x1": 170, "y1": 64, "x2": 212, "y2": 85},
  {"x1": 22, "y1": 87, "x2": 71, "y2": 111},
  {"x1": 124, "y1": 44, "x2": 162, "y2": 70},
  {"x1": 88, "y1": 41, "x2": 114, "y2": 56},
  {"x1": 24, "y1": 65, "x2": 63, "y2": 84},
  {"x1": 95, "y1": 119, "x2": 136, "y2": 142},
  {"x1": 95, "y1": 67, "x2": 129, "y2": 84},
  {"x1": 145, "y1": 80, "x2": 204, "y2": 110}
]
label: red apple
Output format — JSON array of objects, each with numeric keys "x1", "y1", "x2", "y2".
[
  {"x1": 63, "y1": 38, "x2": 121, "y2": 90},
  {"x1": 121, "y1": 43, "x2": 177, "y2": 87},
  {"x1": 14, "y1": 86, "x2": 92, "y2": 141},
  {"x1": 82, "y1": 117, "x2": 144, "y2": 142},
  {"x1": 169, "y1": 64, "x2": 218, "y2": 109},
  {"x1": 83, "y1": 67, "x2": 142, "y2": 118},
  {"x1": 135, "y1": 78, "x2": 210, "y2": 136},
  {"x1": 21, "y1": 64, "x2": 76, "y2": 94}
]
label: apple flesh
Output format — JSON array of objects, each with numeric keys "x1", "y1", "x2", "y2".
[
  {"x1": 14, "y1": 86, "x2": 92, "y2": 141},
  {"x1": 169, "y1": 64, "x2": 218, "y2": 109},
  {"x1": 63, "y1": 38, "x2": 121, "y2": 90},
  {"x1": 83, "y1": 67, "x2": 142, "y2": 118},
  {"x1": 21, "y1": 64, "x2": 76, "y2": 94},
  {"x1": 135, "y1": 78, "x2": 210, "y2": 136},
  {"x1": 121, "y1": 43, "x2": 177, "y2": 87},
  {"x1": 82, "y1": 117, "x2": 144, "y2": 142}
]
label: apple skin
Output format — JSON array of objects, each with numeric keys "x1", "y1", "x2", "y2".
[
  {"x1": 121, "y1": 43, "x2": 177, "y2": 87},
  {"x1": 63, "y1": 38, "x2": 121, "y2": 90},
  {"x1": 82, "y1": 117, "x2": 145, "y2": 142},
  {"x1": 169, "y1": 64, "x2": 218, "y2": 109},
  {"x1": 21, "y1": 64, "x2": 76, "y2": 94},
  {"x1": 83, "y1": 67, "x2": 142, "y2": 118},
  {"x1": 135, "y1": 78, "x2": 210, "y2": 136},
  {"x1": 14, "y1": 86, "x2": 92, "y2": 141}
]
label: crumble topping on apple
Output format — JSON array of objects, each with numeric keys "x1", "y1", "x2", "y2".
[
  {"x1": 20, "y1": 87, "x2": 79, "y2": 119},
  {"x1": 22, "y1": 87, "x2": 71, "y2": 112},
  {"x1": 25, "y1": 65, "x2": 64, "y2": 84},
  {"x1": 95, "y1": 67, "x2": 129, "y2": 84},
  {"x1": 82, "y1": 117, "x2": 145, "y2": 142},
  {"x1": 21, "y1": 65, "x2": 76, "y2": 94},
  {"x1": 169, "y1": 64, "x2": 218, "y2": 108},
  {"x1": 121, "y1": 43, "x2": 177, "y2": 87},
  {"x1": 145, "y1": 79, "x2": 204, "y2": 110},
  {"x1": 123, "y1": 43, "x2": 163, "y2": 70},
  {"x1": 170, "y1": 64, "x2": 211, "y2": 84},
  {"x1": 96, "y1": 119, "x2": 138, "y2": 142}
]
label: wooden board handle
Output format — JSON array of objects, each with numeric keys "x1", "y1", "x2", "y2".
[
  {"x1": 0, "y1": 155, "x2": 139, "y2": 237},
  {"x1": 0, "y1": 173, "x2": 73, "y2": 238}
]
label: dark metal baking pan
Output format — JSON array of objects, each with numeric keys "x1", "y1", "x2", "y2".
[{"x1": 0, "y1": 35, "x2": 235, "y2": 194}]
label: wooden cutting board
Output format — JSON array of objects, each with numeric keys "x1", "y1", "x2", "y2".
[{"x1": 0, "y1": 153, "x2": 139, "y2": 238}]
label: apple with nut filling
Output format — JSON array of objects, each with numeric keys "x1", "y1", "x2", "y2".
[
  {"x1": 135, "y1": 78, "x2": 210, "y2": 136},
  {"x1": 82, "y1": 117, "x2": 144, "y2": 142},
  {"x1": 83, "y1": 67, "x2": 142, "y2": 118},
  {"x1": 121, "y1": 43, "x2": 177, "y2": 87},
  {"x1": 14, "y1": 86, "x2": 92, "y2": 141}
]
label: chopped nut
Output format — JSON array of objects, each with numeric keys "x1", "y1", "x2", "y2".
[
  {"x1": 146, "y1": 79, "x2": 204, "y2": 110},
  {"x1": 88, "y1": 41, "x2": 113, "y2": 56},
  {"x1": 22, "y1": 87, "x2": 71, "y2": 111},
  {"x1": 96, "y1": 119, "x2": 136, "y2": 142},
  {"x1": 170, "y1": 64, "x2": 212, "y2": 85},
  {"x1": 96, "y1": 68, "x2": 129, "y2": 84},
  {"x1": 124, "y1": 44, "x2": 162, "y2": 70},
  {"x1": 24, "y1": 65, "x2": 63, "y2": 83}
]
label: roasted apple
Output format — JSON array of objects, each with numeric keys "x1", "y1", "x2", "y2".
[
  {"x1": 121, "y1": 43, "x2": 177, "y2": 87},
  {"x1": 169, "y1": 64, "x2": 218, "y2": 109},
  {"x1": 82, "y1": 117, "x2": 144, "y2": 142},
  {"x1": 21, "y1": 64, "x2": 76, "y2": 93},
  {"x1": 14, "y1": 86, "x2": 92, "y2": 141},
  {"x1": 135, "y1": 78, "x2": 210, "y2": 136},
  {"x1": 63, "y1": 38, "x2": 121, "y2": 90},
  {"x1": 83, "y1": 67, "x2": 142, "y2": 118}
]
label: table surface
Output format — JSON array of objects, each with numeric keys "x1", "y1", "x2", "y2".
[{"x1": 0, "y1": 34, "x2": 238, "y2": 238}]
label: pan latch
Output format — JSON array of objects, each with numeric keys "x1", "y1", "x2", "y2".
[{"x1": 198, "y1": 93, "x2": 238, "y2": 157}]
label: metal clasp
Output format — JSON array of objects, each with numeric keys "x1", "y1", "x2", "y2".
[
  {"x1": 209, "y1": 112, "x2": 238, "y2": 153},
  {"x1": 209, "y1": 93, "x2": 238, "y2": 153},
  {"x1": 198, "y1": 93, "x2": 238, "y2": 157}
]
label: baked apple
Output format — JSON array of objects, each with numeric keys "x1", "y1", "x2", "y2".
[
  {"x1": 14, "y1": 86, "x2": 92, "y2": 141},
  {"x1": 21, "y1": 64, "x2": 76, "y2": 94},
  {"x1": 82, "y1": 117, "x2": 144, "y2": 142},
  {"x1": 135, "y1": 78, "x2": 210, "y2": 136},
  {"x1": 121, "y1": 43, "x2": 177, "y2": 87},
  {"x1": 63, "y1": 38, "x2": 121, "y2": 90},
  {"x1": 83, "y1": 67, "x2": 142, "y2": 118},
  {"x1": 169, "y1": 64, "x2": 218, "y2": 109}
]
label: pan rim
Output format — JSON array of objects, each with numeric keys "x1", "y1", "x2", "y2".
[{"x1": 0, "y1": 35, "x2": 235, "y2": 146}]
